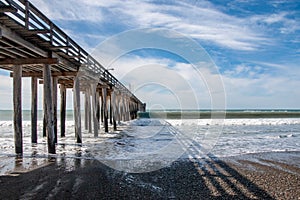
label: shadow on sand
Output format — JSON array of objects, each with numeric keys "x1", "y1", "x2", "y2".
[{"x1": 0, "y1": 144, "x2": 274, "y2": 200}]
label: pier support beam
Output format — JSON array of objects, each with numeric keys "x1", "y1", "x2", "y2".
[
  {"x1": 100, "y1": 94, "x2": 104, "y2": 123},
  {"x1": 13, "y1": 65, "x2": 22, "y2": 155},
  {"x1": 31, "y1": 77, "x2": 38, "y2": 144},
  {"x1": 111, "y1": 91, "x2": 117, "y2": 131},
  {"x1": 102, "y1": 88, "x2": 109, "y2": 133},
  {"x1": 73, "y1": 76, "x2": 82, "y2": 143},
  {"x1": 43, "y1": 64, "x2": 55, "y2": 154},
  {"x1": 84, "y1": 90, "x2": 88, "y2": 130},
  {"x1": 124, "y1": 97, "x2": 130, "y2": 121},
  {"x1": 116, "y1": 93, "x2": 121, "y2": 124},
  {"x1": 87, "y1": 88, "x2": 92, "y2": 133},
  {"x1": 43, "y1": 112, "x2": 46, "y2": 137},
  {"x1": 109, "y1": 94, "x2": 112, "y2": 125},
  {"x1": 91, "y1": 83, "x2": 99, "y2": 137},
  {"x1": 52, "y1": 77, "x2": 58, "y2": 143},
  {"x1": 96, "y1": 92, "x2": 100, "y2": 128},
  {"x1": 60, "y1": 84, "x2": 66, "y2": 137}
]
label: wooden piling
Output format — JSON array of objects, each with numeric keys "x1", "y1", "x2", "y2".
[
  {"x1": 60, "y1": 84, "x2": 66, "y2": 137},
  {"x1": 87, "y1": 87, "x2": 92, "y2": 133},
  {"x1": 100, "y1": 94, "x2": 104, "y2": 123},
  {"x1": 116, "y1": 93, "x2": 121, "y2": 124},
  {"x1": 13, "y1": 65, "x2": 22, "y2": 154},
  {"x1": 109, "y1": 94, "x2": 113, "y2": 125},
  {"x1": 43, "y1": 64, "x2": 55, "y2": 154},
  {"x1": 96, "y1": 92, "x2": 100, "y2": 128},
  {"x1": 73, "y1": 75, "x2": 82, "y2": 143},
  {"x1": 124, "y1": 97, "x2": 129, "y2": 121},
  {"x1": 52, "y1": 76, "x2": 58, "y2": 143},
  {"x1": 102, "y1": 88, "x2": 109, "y2": 133},
  {"x1": 84, "y1": 90, "x2": 88, "y2": 130},
  {"x1": 91, "y1": 83, "x2": 99, "y2": 137},
  {"x1": 43, "y1": 104, "x2": 46, "y2": 137},
  {"x1": 31, "y1": 77, "x2": 38, "y2": 143},
  {"x1": 120, "y1": 96, "x2": 124, "y2": 122},
  {"x1": 111, "y1": 91, "x2": 117, "y2": 131}
]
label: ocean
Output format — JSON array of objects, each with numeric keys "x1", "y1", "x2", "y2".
[{"x1": 0, "y1": 109, "x2": 299, "y2": 173}]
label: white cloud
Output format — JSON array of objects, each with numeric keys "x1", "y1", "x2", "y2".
[
  {"x1": 250, "y1": 12, "x2": 300, "y2": 34},
  {"x1": 30, "y1": 0, "x2": 103, "y2": 22},
  {"x1": 222, "y1": 63, "x2": 300, "y2": 108},
  {"x1": 102, "y1": 54, "x2": 226, "y2": 109},
  {"x1": 110, "y1": 54, "x2": 300, "y2": 109},
  {"x1": 30, "y1": 0, "x2": 268, "y2": 51}
]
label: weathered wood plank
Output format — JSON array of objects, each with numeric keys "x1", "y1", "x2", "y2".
[
  {"x1": 11, "y1": 71, "x2": 77, "y2": 77},
  {"x1": 0, "y1": 5, "x2": 18, "y2": 13},
  {"x1": 73, "y1": 76, "x2": 82, "y2": 143},
  {"x1": 31, "y1": 77, "x2": 38, "y2": 143},
  {"x1": 49, "y1": 46, "x2": 71, "y2": 50},
  {"x1": 28, "y1": 29, "x2": 50, "y2": 35},
  {"x1": 13, "y1": 65, "x2": 22, "y2": 154},
  {"x1": 0, "y1": 57, "x2": 59, "y2": 66},
  {"x1": 60, "y1": 84, "x2": 66, "y2": 137},
  {"x1": 39, "y1": 79, "x2": 75, "y2": 86},
  {"x1": 0, "y1": 24, "x2": 47, "y2": 57}
]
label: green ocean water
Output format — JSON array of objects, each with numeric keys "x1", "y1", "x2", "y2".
[
  {"x1": 0, "y1": 110, "x2": 75, "y2": 121},
  {"x1": 139, "y1": 109, "x2": 300, "y2": 119},
  {"x1": 1, "y1": 109, "x2": 300, "y2": 121}
]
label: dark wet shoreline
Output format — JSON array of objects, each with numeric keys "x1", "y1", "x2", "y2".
[{"x1": 0, "y1": 151, "x2": 299, "y2": 199}]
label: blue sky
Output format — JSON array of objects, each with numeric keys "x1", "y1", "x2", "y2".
[{"x1": 0, "y1": 0, "x2": 299, "y2": 109}]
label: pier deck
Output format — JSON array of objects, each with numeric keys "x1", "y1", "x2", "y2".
[{"x1": 0, "y1": 0, "x2": 145, "y2": 154}]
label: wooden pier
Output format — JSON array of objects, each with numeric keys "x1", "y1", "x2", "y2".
[{"x1": 0, "y1": 0, "x2": 146, "y2": 154}]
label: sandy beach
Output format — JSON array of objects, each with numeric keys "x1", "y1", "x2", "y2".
[{"x1": 0, "y1": 151, "x2": 299, "y2": 199}]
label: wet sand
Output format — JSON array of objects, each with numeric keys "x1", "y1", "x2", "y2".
[{"x1": 0, "y1": 151, "x2": 299, "y2": 199}]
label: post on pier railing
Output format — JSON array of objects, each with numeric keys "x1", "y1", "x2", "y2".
[
  {"x1": 50, "y1": 23, "x2": 54, "y2": 45},
  {"x1": 31, "y1": 77, "x2": 38, "y2": 143},
  {"x1": 13, "y1": 65, "x2": 22, "y2": 155},
  {"x1": 24, "y1": 0, "x2": 29, "y2": 29}
]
